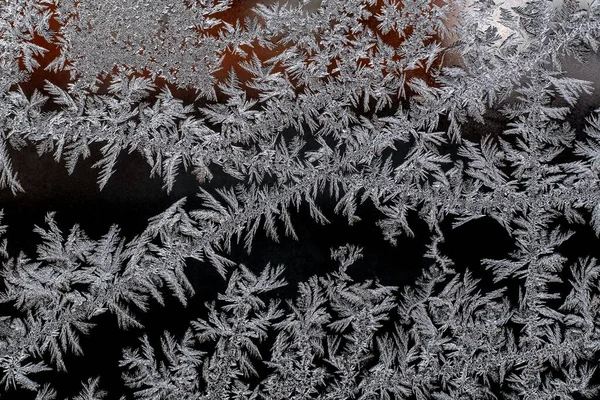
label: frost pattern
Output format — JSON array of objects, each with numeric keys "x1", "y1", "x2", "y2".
[{"x1": 1, "y1": 0, "x2": 600, "y2": 398}]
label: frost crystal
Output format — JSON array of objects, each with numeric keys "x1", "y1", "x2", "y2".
[{"x1": 1, "y1": 0, "x2": 600, "y2": 398}]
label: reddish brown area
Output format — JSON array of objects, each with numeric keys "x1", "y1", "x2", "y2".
[
  {"x1": 13, "y1": 0, "x2": 453, "y2": 106},
  {"x1": 14, "y1": 3, "x2": 71, "y2": 97}
]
